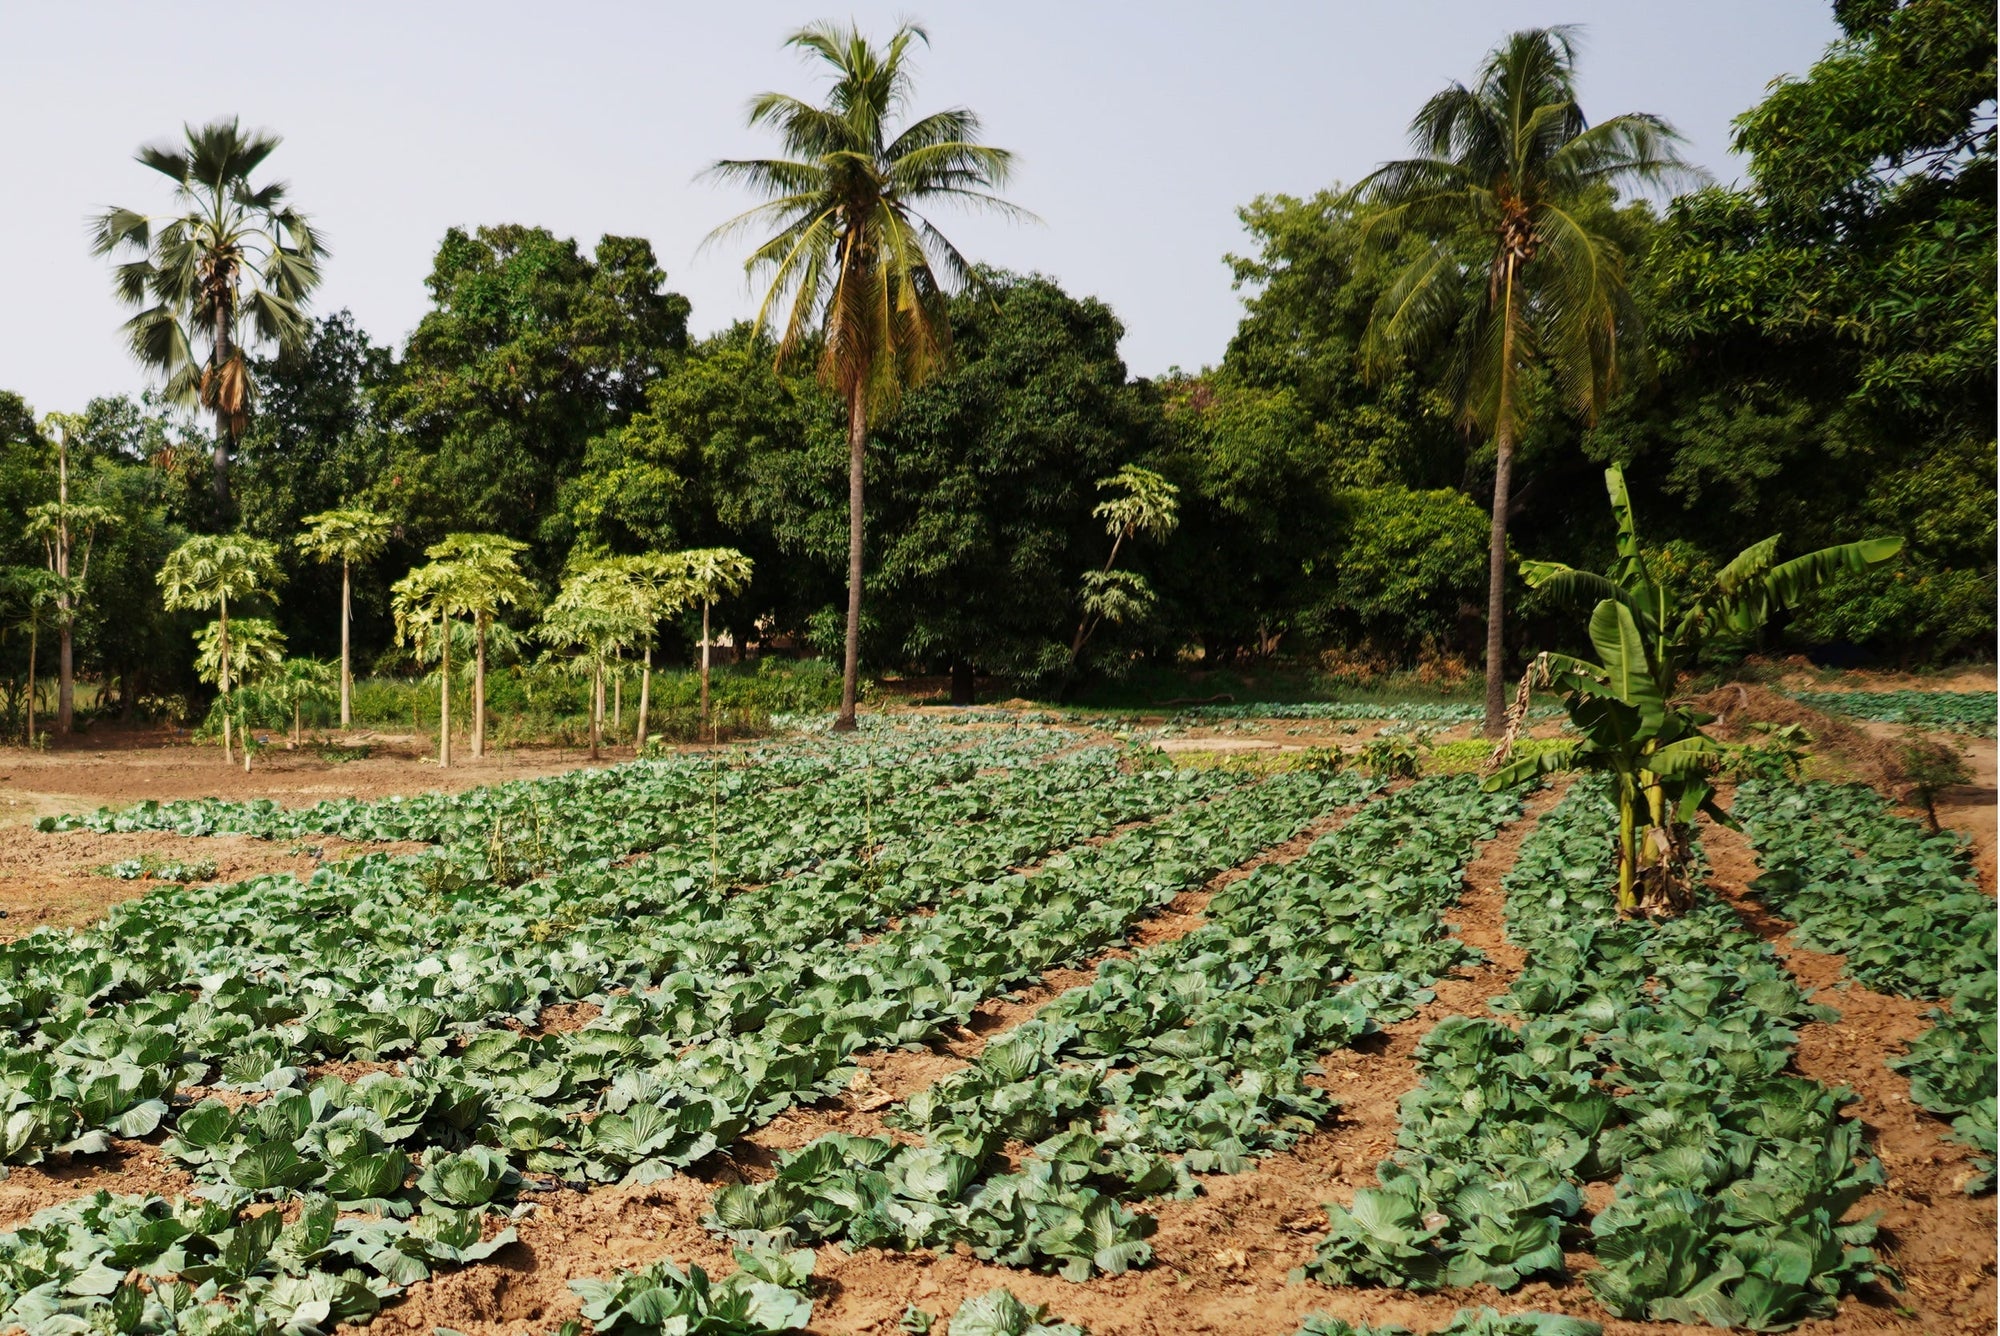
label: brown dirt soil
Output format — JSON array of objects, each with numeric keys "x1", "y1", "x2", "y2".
[
  {"x1": 1702, "y1": 811, "x2": 1998, "y2": 1335},
  {"x1": 0, "y1": 1140, "x2": 196, "y2": 1231}
]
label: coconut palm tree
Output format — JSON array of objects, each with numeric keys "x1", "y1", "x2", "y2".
[
  {"x1": 707, "y1": 21, "x2": 1028, "y2": 732},
  {"x1": 92, "y1": 117, "x2": 325, "y2": 515},
  {"x1": 158, "y1": 534, "x2": 283, "y2": 765},
  {"x1": 1352, "y1": 26, "x2": 1700, "y2": 735},
  {"x1": 297, "y1": 508, "x2": 393, "y2": 727},
  {"x1": 423, "y1": 534, "x2": 537, "y2": 759}
]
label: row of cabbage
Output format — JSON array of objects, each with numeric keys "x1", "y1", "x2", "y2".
[
  {"x1": 1788, "y1": 689, "x2": 1995, "y2": 734},
  {"x1": 1171, "y1": 702, "x2": 1538, "y2": 725},
  {"x1": 1305, "y1": 778, "x2": 1891, "y2": 1332},
  {"x1": 36, "y1": 715, "x2": 1069, "y2": 857},
  {"x1": 0, "y1": 737, "x2": 1228, "y2": 1166},
  {"x1": 1, "y1": 751, "x2": 1373, "y2": 1331},
  {"x1": 705, "y1": 776, "x2": 1518, "y2": 1283},
  {"x1": 1733, "y1": 779, "x2": 1996, "y2": 1192}
]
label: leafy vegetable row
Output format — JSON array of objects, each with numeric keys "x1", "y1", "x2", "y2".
[
  {"x1": 3, "y1": 741, "x2": 1227, "y2": 1166},
  {"x1": 1788, "y1": 689, "x2": 1995, "y2": 735},
  {"x1": 1, "y1": 742, "x2": 1368, "y2": 1332},
  {"x1": 1293, "y1": 1311, "x2": 1599, "y2": 1336},
  {"x1": 1733, "y1": 779, "x2": 1996, "y2": 1192},
  {"x1": 1306, "y1": 778, "x2": 1892, "y2": 1331},
  {"x1": 708, "y1": 775, "x2": 1517, "y2": 1282}
]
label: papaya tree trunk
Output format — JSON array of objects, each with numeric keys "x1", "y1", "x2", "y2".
[
  {"x1": 700, "y1": 602, "x2": 712, "y2": 720},
  {"x1": 472, "y1": 615, "x2": 487, "y2": 759},
  {"x1": 635, "y1": 645, "x2": 652, "y2": 754},
  {"x1": 438, "y1": 629, "x2": 451, "y2": 769},
  {"x1": 24, "y1": 621, "x2": 36, "y2": 745},
  {"x1": 339, "y1": 559, "x2": 352, "y2": 728},
  {"x1": 835, "y1": 385, "x2": 866, "y2": 733},
  {"x1": 218, "y1": 596, "x2": 232, "y2": 767}
]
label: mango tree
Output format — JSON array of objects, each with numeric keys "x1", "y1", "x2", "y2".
[{"x1": 1486, "y1": 466, "x2": 1902, "y2": 915}]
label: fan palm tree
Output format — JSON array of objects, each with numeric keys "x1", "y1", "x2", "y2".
[
  {"x1": 158, "y1": 535, "x2": 283, "y2": 765},
  {"x1": 92, "y1": 117, "x2": 325, "y2": 515},
  {"x1": 1352, "y1": 27, "x2": 1700, "y2": 735},
  {"x1": 424, "y1": 533, "x2": 537, "y2": 759},
  {"x1": 297, "y1": 508, "x2": 393, "y2": 727},
  {"x1": 707, "y1": 21, "x2": 1028, "y2": 732}
]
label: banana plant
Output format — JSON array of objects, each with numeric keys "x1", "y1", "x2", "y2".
[{"x1": 1485, "y1": 466, "x2": 1901, "y2": 916}]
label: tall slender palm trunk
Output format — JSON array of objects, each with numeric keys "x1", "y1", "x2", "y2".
[
  {"x1": 211, "y1": 303, "x2": 234, "y2": 515},
  {"x1": 339, "y1": 560, "x2": 353, "y2": 728},
  {"x1": 835, "y1": 386, "x2": 866, "y2": 733},
  {"x1": 1482, "y1": 258, "x2": 1521, "y2": 738}
]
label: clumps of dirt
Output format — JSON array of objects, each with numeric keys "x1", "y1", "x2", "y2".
[
  {"x1": 535, "y1": 1003, "x2": 604, "y2": 1034},
  {"x1": 1696, "y1": 683, "x2": 1901, "y2": 786},
  {"x1": 0, "y1": 1141, "x2": 196, "y2": 1231}
]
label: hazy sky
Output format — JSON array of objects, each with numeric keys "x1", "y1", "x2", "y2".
[{"x1": 1, "y1": 2, "x2": 1841, "y2": 417}]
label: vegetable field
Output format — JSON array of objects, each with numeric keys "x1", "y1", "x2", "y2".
[{"x1": 0, "y1": 713, "x2": 1992, "y2": 1336}]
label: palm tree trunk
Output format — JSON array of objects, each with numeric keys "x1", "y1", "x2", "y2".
[
  {"x1": 835, "y1": 385, "x2": 867, "y2": 733},
  {"x1": 635, "y1": 645, "x2": 652, "y2": 753},
  {"x1": 211, "y1": 303, "x2": 234, "y2": 515},
  {"x1": 339, "y1": 560, "x2": 352, "y2": 729},
  {"x1": 473, "y1": 615, "x2": 487, "y2": 759},
  {"x1": 438, "y1": 631, "x2": 452, "y2": 768},
  {"x1": 1481, "y1": 256, "x2": 1521, "y2": 738},
  {"x1": 700, "y1": 602, "x2": 712, "y2": 720}
]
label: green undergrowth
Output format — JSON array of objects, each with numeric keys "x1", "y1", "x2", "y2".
[
  {"x1": 1303, "y1": 777, "x2": 1893, "y2": 1330},
  {"x1": 1734, "y1": 779, "x2": 1996, "y2": 1192}
]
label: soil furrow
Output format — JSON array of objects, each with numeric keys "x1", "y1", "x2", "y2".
[{"x1": 1701, "y1": 801, "x2": 1997, "y2": 1335}]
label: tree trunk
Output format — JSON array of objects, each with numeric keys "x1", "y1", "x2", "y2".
[
  {"x1": 613, "y1": 667, "x2": 622, "y2": 732},
  {"x1": 951, "y1": 661, "x2": 974, "y2": 706},
  {"x1": 835, "y1": 386, "x2": 867, "y2": 732},
  {"x1": 218, "y1": 598, "x2": 233, "y2": 766},
  {"x1": 24, "y1": 623, "x2": 36, "y2": 745},
  {"x1": 438, "y1": 630, "x2": 451, "y2": 768},
  {"x1": 472, "y1": 615, "x2": 487, "y2": 759},
  {"x1": 339, "y1": 560, "x2": 352, "y2": 728},
  {"x1": 589, "y1": 660, "x2": 602, "y2": 760},
  {"x1": 635, "y1": 646, "x2": 652, "y2": 753},
  {"x1": 211, "y1": 300, "x2": 234, "y2": 515},
  {"x1": 700, "y1": 602, "x2": 712, "y2": 719},
  {"x1": 1481, "y1": 256, "x2": 1521, "y2": 739},
  {"x1": 56, "y1": 626, "x2": 72, "y2": 738}
]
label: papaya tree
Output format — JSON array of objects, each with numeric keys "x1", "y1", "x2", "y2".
[
  {"x1": 296, "y1": 507, "x2": 393, "y2": 728},
  {"x1": 1486, "y1": 466, "x2": 1902, "y2": 915},
  {"x1": 391, "y1": 557, "x2": 471, "y2": 768},
  {"x1": 542, "y1": 564, "x2": 650, "y2": 761},
  {"x1": 671, "y1": 547, "x2": 753, "y2": 721},
  {"x1": 422, "y1": 534, "x2": 536, "y2": 759},
  {"x1": 192, "y1": 615, "x2": 285, "y2": 772},
  {"x1": 1067, "y1": 466, "x2": 1179, "y2": 672},
  {"x1": 158, "y1": 534, "x2": 282, "y2": 766}
]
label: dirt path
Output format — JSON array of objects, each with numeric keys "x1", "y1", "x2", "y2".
[{"x1": 1703, "y1": 812, "x2": 1997, "y2": 1335}]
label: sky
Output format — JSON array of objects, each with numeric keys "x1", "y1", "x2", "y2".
[{"x1": 0, "y1": 2, "x2": 1843, "y2": 417}]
